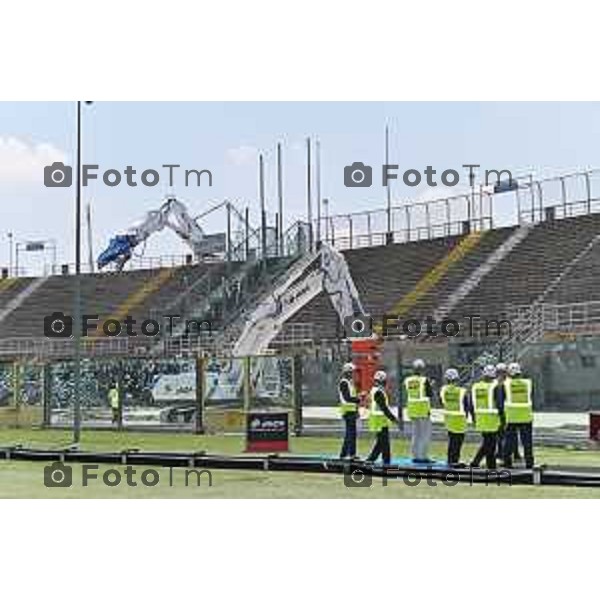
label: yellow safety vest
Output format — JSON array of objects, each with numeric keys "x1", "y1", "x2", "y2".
[
  {"x1": 504, "y1": 377, "x2": 533, "y2": 424},
  {"x1": 404, "y1": 375, "x2": 430, "y2": 419},
  {"x1": 108, "y1": 388, "x2": 120, "y2": 409},
  {"x1": 440, "y1": 384, "x2": 467, "y2": 434},
  {"x1": 338, "y1": 377, "x2": 358, "y2": 415},
  {"x1": 471, "y1": 380, "x2": 500, "y2": 433},
  {"x1": 368, "y1": 386, "x2": 392, "y2": 432}
]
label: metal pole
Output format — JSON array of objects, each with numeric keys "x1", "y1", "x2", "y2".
[
  {"x1": 316, "y1": 139, "x2": 321, "y2": 247},
  {"x1": 385, "y1": 124, "x2": 392, "y2": 244},
  {"x1": 479, "y1": 184, "x2": 484, "y2": 230},
  {"x1": 277, "y1": 142, "x2": 283, "y2": 256},
  {"x1": 7, "y1": 232, "x2": 13, "y2": 277},
  {"x1": 226, "y1": 201, "x2": 232, "y2": 266},
  {"x1": 244, "y1": 207, "x2": 250, "y2": 260},
  {"x1": 86, "y1": 203, "x2": 94, "y2": 273},
  {"x1": 348, "y1": 216, "x2": 353, "y2": 249},
  {"x1": 73, "y1": 100, "x2": 82, "y2": 445},
  {"x1": 52, "y1": 240, "x2": 57, "y2": 275},
  {"x1": 323, "y1": 198, "x2": 329, "y2": 242},
  {"x1": 259, "y1": 154, "x2": 267, "y2": 261},
  {"x1": 585, "y1": 171, "x2": 592, "y2": 214},
  {"x1": 306, "y1": 137, "x2": 313, "y2": 251},
  {"x1": 529, "y1": 174, "x2": 535, "y2": 222}
]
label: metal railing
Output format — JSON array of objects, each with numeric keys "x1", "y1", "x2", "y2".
[
  {"x1": 510, "y1": 300, "x2": 600, "y2": 335},
  {"x1": 0, "y1": 336, "x2": 131, "y2": 359},
  {"x1": 316, "y1": 193, "x2": 493, "y2": 251},
  {"x1": 270, "y1": 322, "x2": 316, "y2": 349}
]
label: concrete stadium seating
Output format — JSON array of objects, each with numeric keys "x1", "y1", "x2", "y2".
[
  {"x1": 458, "y1": 214, "x2": 600, "y2": 320},
  {"x1": 0, "y1": 263, "x2": 223, "y2": 339}
]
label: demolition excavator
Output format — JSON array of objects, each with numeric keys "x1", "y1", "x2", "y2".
[{"x1": 97, "y1": 197, "x2": 207, "y2": 271}]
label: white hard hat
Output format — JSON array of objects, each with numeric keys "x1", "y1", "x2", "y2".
[
  {"x1": 374, "y1": 370, "x2": 387, "y2": 383},
  {"x1": 412, "y1": 358, "x2": 425, "y2": 370},
  {"x1": 445, "y1": 368, "x2": 459, "y2": 381},
  {"x1": 482, "y1": 364, "x2": 497, "y2": 378},
  {"x1": 508, "y1": 362, "x2": 522, "y2": 376},
  {"x1": 496, "y1": 362, "x2": 508, "y2": 373},
  {"x1": 342, "y1": 362, "x2": 355, "y2": 373}
]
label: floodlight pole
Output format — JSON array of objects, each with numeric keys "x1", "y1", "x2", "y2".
[
  {"x1": 316, "y1": 139, "x2": 321, "y2": 247},
  {"x1": 7, "y1": 232, "x2": 13, "y2": 276},
  {"x1": 259, "y1": 153, "x2": 267, "y2": 263},
  {"x1": 73, "y1": 100, "x2": 83, "y2": 444},
  {"x1": 306, "y1": 137, "x2": 313, "y2": 251},
  {"x1": 385, "y1": 124, "x2": 392, "y2": 245},
  {"x1": 277, "y1": 142, "x2": 283, "y2": 256}
]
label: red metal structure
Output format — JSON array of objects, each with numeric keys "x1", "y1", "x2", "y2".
[{"x1": 350, "y1": 336, "x2": 383, "y2": 405}]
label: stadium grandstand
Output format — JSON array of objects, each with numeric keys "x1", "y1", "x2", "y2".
[{"x1": 2, "y1": 168, "x2": 600, "y2": 432}]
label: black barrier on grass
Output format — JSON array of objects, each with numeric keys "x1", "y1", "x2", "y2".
[{"x1": 1, "y1": 447, "x2": 600, "y2": 487}]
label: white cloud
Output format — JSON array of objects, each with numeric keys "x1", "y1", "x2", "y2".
[
  {"x1": 0, "y1": 136, "x2": 67, "y2": 183},
  {"x1": 226, "y1": 144, "x2": 258, "y2": 166}
]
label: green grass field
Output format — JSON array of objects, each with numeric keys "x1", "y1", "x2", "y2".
[{"x1": 1, "y1": 428, "x2": 600, "y2": 498}]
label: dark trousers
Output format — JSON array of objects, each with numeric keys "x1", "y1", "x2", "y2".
[
  {"x1": 497, "y1": 424, "x2": 505, "y2": 458},
  {"x1": 367, "y1": 427, "x2": 391, "y2": 465},
  {"x1": 472, "y1": 432, "x2": 497, "y2": 469},
  {"x1": 112, "y1": 407, "x2": 120, "y2": 425},
  {"x1": 497, "y1": 424, "x2": 521, "y2": 459},
  {"x1": 340, "y1": 413, "x2": 358, "y2": 458},
  {"x1": 447, "y1": 432, "x2": 465, "y2": 465},
  {"x1": 503, "y1": 423, "x2": 534, "y2": 468}
]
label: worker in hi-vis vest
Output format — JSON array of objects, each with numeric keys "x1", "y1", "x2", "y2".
[
  {"x1": 494, "y1": 362, "x2": 521, "y2": 462},
  {"x1": 403, "y1": 359, "x2": 434, "y2": 463},
  {"x1": 494, "y1": 362, "x2": 509, "y2": 459},
  {"x1": 108, "y1": 383, "x2": 120, "y2": 425},
  {"x1": 470, "y1": 365, "x2": 504, "y2": 470},
  {"x1": 440, "y1": 368, "x2": 473, "y2": 467},
  {"x1": 502, "y1": 362, "x2": 534, "y2": 469},
  {"x1": 365, "y1": 370, "x2": 399, "y2": 465},
  {"x1": 338, "y1": 362, "x2": 360, "y2": 460}
]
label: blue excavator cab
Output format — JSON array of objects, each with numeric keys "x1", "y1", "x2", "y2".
[{"x1": 97, "y1": 234, "x2": 137, "y2": 270}]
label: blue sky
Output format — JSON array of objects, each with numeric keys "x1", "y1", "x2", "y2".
[{"x1": 1, "y1": 101, "x2": 599, "y2": 272}]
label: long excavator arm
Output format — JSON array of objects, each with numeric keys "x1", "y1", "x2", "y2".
[{"x1": 97, "y1": 197, "x2": 205, "y2": 271}]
